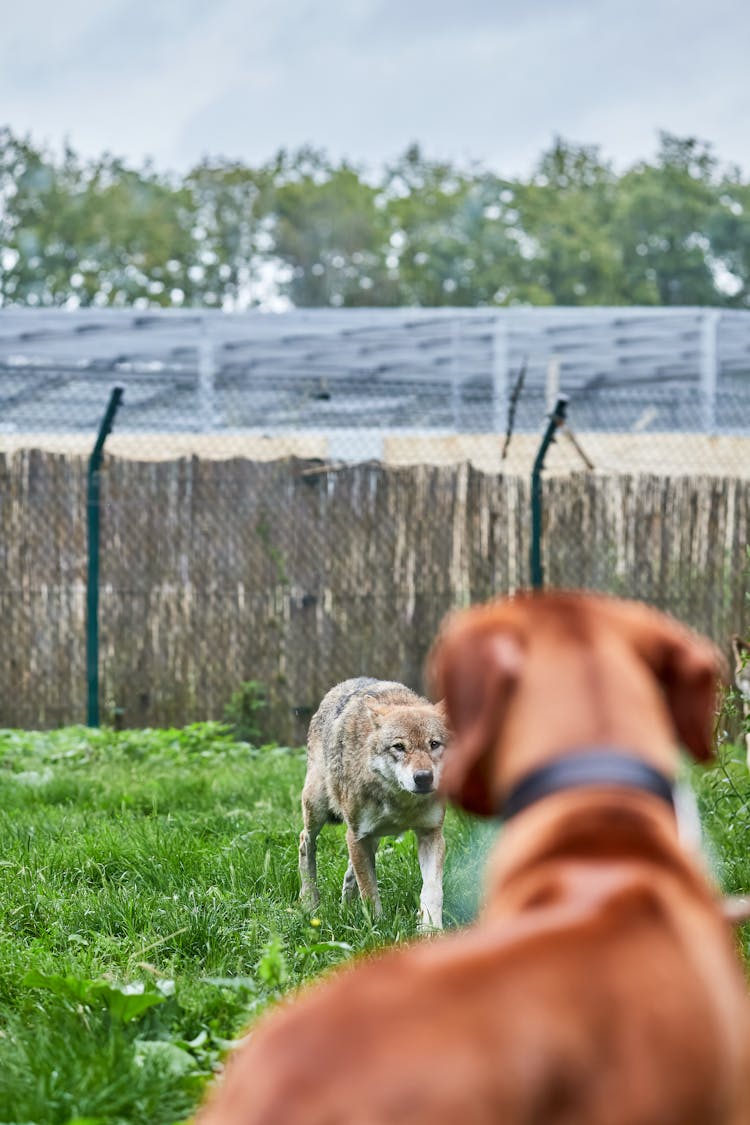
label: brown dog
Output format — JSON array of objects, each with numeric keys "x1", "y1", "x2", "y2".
[{"x1": 197, "y1": 593, "x2": 750, "y2": 1125}]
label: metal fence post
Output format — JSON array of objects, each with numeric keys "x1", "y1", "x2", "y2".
[
  {"x1": 530, "y1": 396, "x2": 568, "y2": 590},
  {"x1": 450, "y1": 317, "x2": 462, "y2": 429},
  {"x1": 700, "y1": 309, "x2": 720, "y2": 435},
  {"x1": 199, "y1": 319, "x2": 219, "y2": 429},
  {"x1": 492, "y1": 315, "x2": 510, "y2": 436},
  {"x1": 87, "y1": 385, "x2": 125, "y2": 726}
]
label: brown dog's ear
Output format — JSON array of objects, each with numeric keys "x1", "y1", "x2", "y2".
[
  {"x1": 658, "y1": 635, "x2": 722, "y2": 761},
  {"x1": 430, "y1": 629, "x2": 524, "y2": 816},
  {"x1": 611, "y1": 603, "x2": 726, "y2": 762}
]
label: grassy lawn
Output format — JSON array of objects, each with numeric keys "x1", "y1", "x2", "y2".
[
  {"x1": 0, "y1": 724, "x2": 497, "y2": 1125},
  {"x1": 0, "y1": 725, "x2": 748, "y2": 1125}
]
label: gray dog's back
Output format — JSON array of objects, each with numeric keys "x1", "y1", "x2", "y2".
[{"x1": 313, "y1": 677, "x2": 424, "y2": 748}]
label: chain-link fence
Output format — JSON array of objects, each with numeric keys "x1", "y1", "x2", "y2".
[{"x1": 1, "y1": 306, "x2": 750, "y2": 737}]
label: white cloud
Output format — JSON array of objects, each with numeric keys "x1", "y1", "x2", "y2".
[{"x1": 1, "y1": 0, "x2": 749, "y2": 177}]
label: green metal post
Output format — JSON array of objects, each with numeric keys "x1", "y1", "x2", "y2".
[
  {"x1": 87, "y1": 385, "x2": 124, "y2": 726},
  {"x1": 530, "y1": 395, "x2": 568, "y2": 590}
]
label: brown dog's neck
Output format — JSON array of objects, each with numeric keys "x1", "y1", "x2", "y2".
[
  {"x1": 489, "y1": 729, "x2": 680, "y2": 817},
  {"x1": 484, "y1": 785, "x2": 701, "y2": 912},
  {"x1": 497, "y1": 748, "x2": 675, "y2": 821}
]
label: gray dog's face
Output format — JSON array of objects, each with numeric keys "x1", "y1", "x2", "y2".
[
  {"x1": 368, "y1": 705, "x2": 447, "y2": 795},
  {"x1": 737, "y1": 664, "x2": 750, "y2": 704},
  {"x1": 733, "y1": 637, "x2": 750, "y2": 704}
]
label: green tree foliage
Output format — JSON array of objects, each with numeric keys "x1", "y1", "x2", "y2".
[
  {"x1": 376, "y1": 144, "x2": 528, "y2": 307},
  {"x1": 185, "y1": 157, "x2": 276, "y2": 308},
  {"x1": 2, "y1": 125, "x2": 750, "y2": 309},
  {"x1": 269, "y1": 147, "x2": 396, "y2": 307},
  {"x1": 706, "y1": 167, "x2": 750, "y2": 309},
  {"x1": 0, "y1": 128, "x2": 197, "y2": 307},
  {"x1": 509, "y1": 139, "x2": 622, "y2": 305},
  {"x1": 613, "y1": 134, "x2": 723, "y2": 305}
]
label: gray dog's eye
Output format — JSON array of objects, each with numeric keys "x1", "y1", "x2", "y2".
[
  {"x1": 429, "y1": 739, "x2": 442, "y2": 750},
  {"x1": 391, "y1": 741, "x2": 406, "y2": 753}
]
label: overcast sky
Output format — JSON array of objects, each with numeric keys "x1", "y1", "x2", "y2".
[{"x1": 2, "y1": 0, "x2": 749, "y2": 178}]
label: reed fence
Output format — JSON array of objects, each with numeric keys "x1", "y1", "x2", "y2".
[{"x1": 0, "y1": 451, "x2": 747, "y2": 740}]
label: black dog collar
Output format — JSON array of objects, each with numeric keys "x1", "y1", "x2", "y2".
[{"x1": 499, "y1": 749, "x2": 675, "y2": 821}]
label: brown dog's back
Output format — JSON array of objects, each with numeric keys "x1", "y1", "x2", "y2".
[{"x1": 202, "y1": 794, "x2": 749, "y2": 1124}]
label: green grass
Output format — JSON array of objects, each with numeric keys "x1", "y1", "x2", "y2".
[
  {"x1": 692, "y1": 742, "x2": 750, "y2": 948},
  {"x1": 1, "y1": 724, "x2": 749, "y2": 1125},
  {"x1": 0, "y1": 724, "x2": 496, "y2": 1125}
]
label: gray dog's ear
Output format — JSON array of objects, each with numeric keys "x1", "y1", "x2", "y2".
[
  {"x1": 429, "y1": 626, "x2": 524, "y2": 816},
  {"x1": 432, "y1": 699, "x2": 448, "y2": 724},
  {"x1": 731, "y1": 635, "x2": 750, "y2": 670},
  {"x1": 365, "y1": 700, "x2": 390, "y2": 727}
]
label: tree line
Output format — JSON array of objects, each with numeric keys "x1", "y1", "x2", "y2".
[{"x1": 1, "y1": 126, "x2": 749, "y2": 310}]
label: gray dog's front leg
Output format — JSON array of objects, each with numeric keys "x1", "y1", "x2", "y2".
[
  {"x1": 345, "y1": 829, "x2": 382, "y2": 916},
  {"x1": 416, "y1": 827, "x2": 445, "y2": 930}
]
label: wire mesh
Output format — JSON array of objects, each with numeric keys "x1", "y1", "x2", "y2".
[{"x1": 1, "y1": 306, "x2": 749, "y2": 735}]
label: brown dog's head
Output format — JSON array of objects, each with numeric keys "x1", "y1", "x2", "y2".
[{"x1": 428, "y1": 592, "x2": 725, "y2": 817}]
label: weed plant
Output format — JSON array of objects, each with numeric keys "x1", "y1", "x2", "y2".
[{"x1": 222, "y1": 681, "x2": 268, "y2": 744}]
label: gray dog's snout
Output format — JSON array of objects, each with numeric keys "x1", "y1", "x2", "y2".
[{"x1": 413, "y1": 770, "x2": 434, "y2": 793}]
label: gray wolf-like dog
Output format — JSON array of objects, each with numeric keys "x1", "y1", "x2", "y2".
[
  {"x1": 299, "y1": 677, "x2": 448, "y2": 928},
  {"x1": 731, "y1": 635, "x2": 750, "y2": 766}
]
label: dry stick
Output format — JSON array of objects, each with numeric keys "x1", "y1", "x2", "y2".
[
  {"x1": 561, "y1": 425, "x2": 595, "y2": 470},
  {"x1": 501, "y1": 358, "x2": 528, "y2": 462},
  {"x1": 298, "y1": 459, "x2": 382, "y2": 477},
  {"x1": 133, "y1": 926, "x2": 190, "y2": 959},
  {"x1": 298, "y1": 462, "x2": 344, "y2": 477}
]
